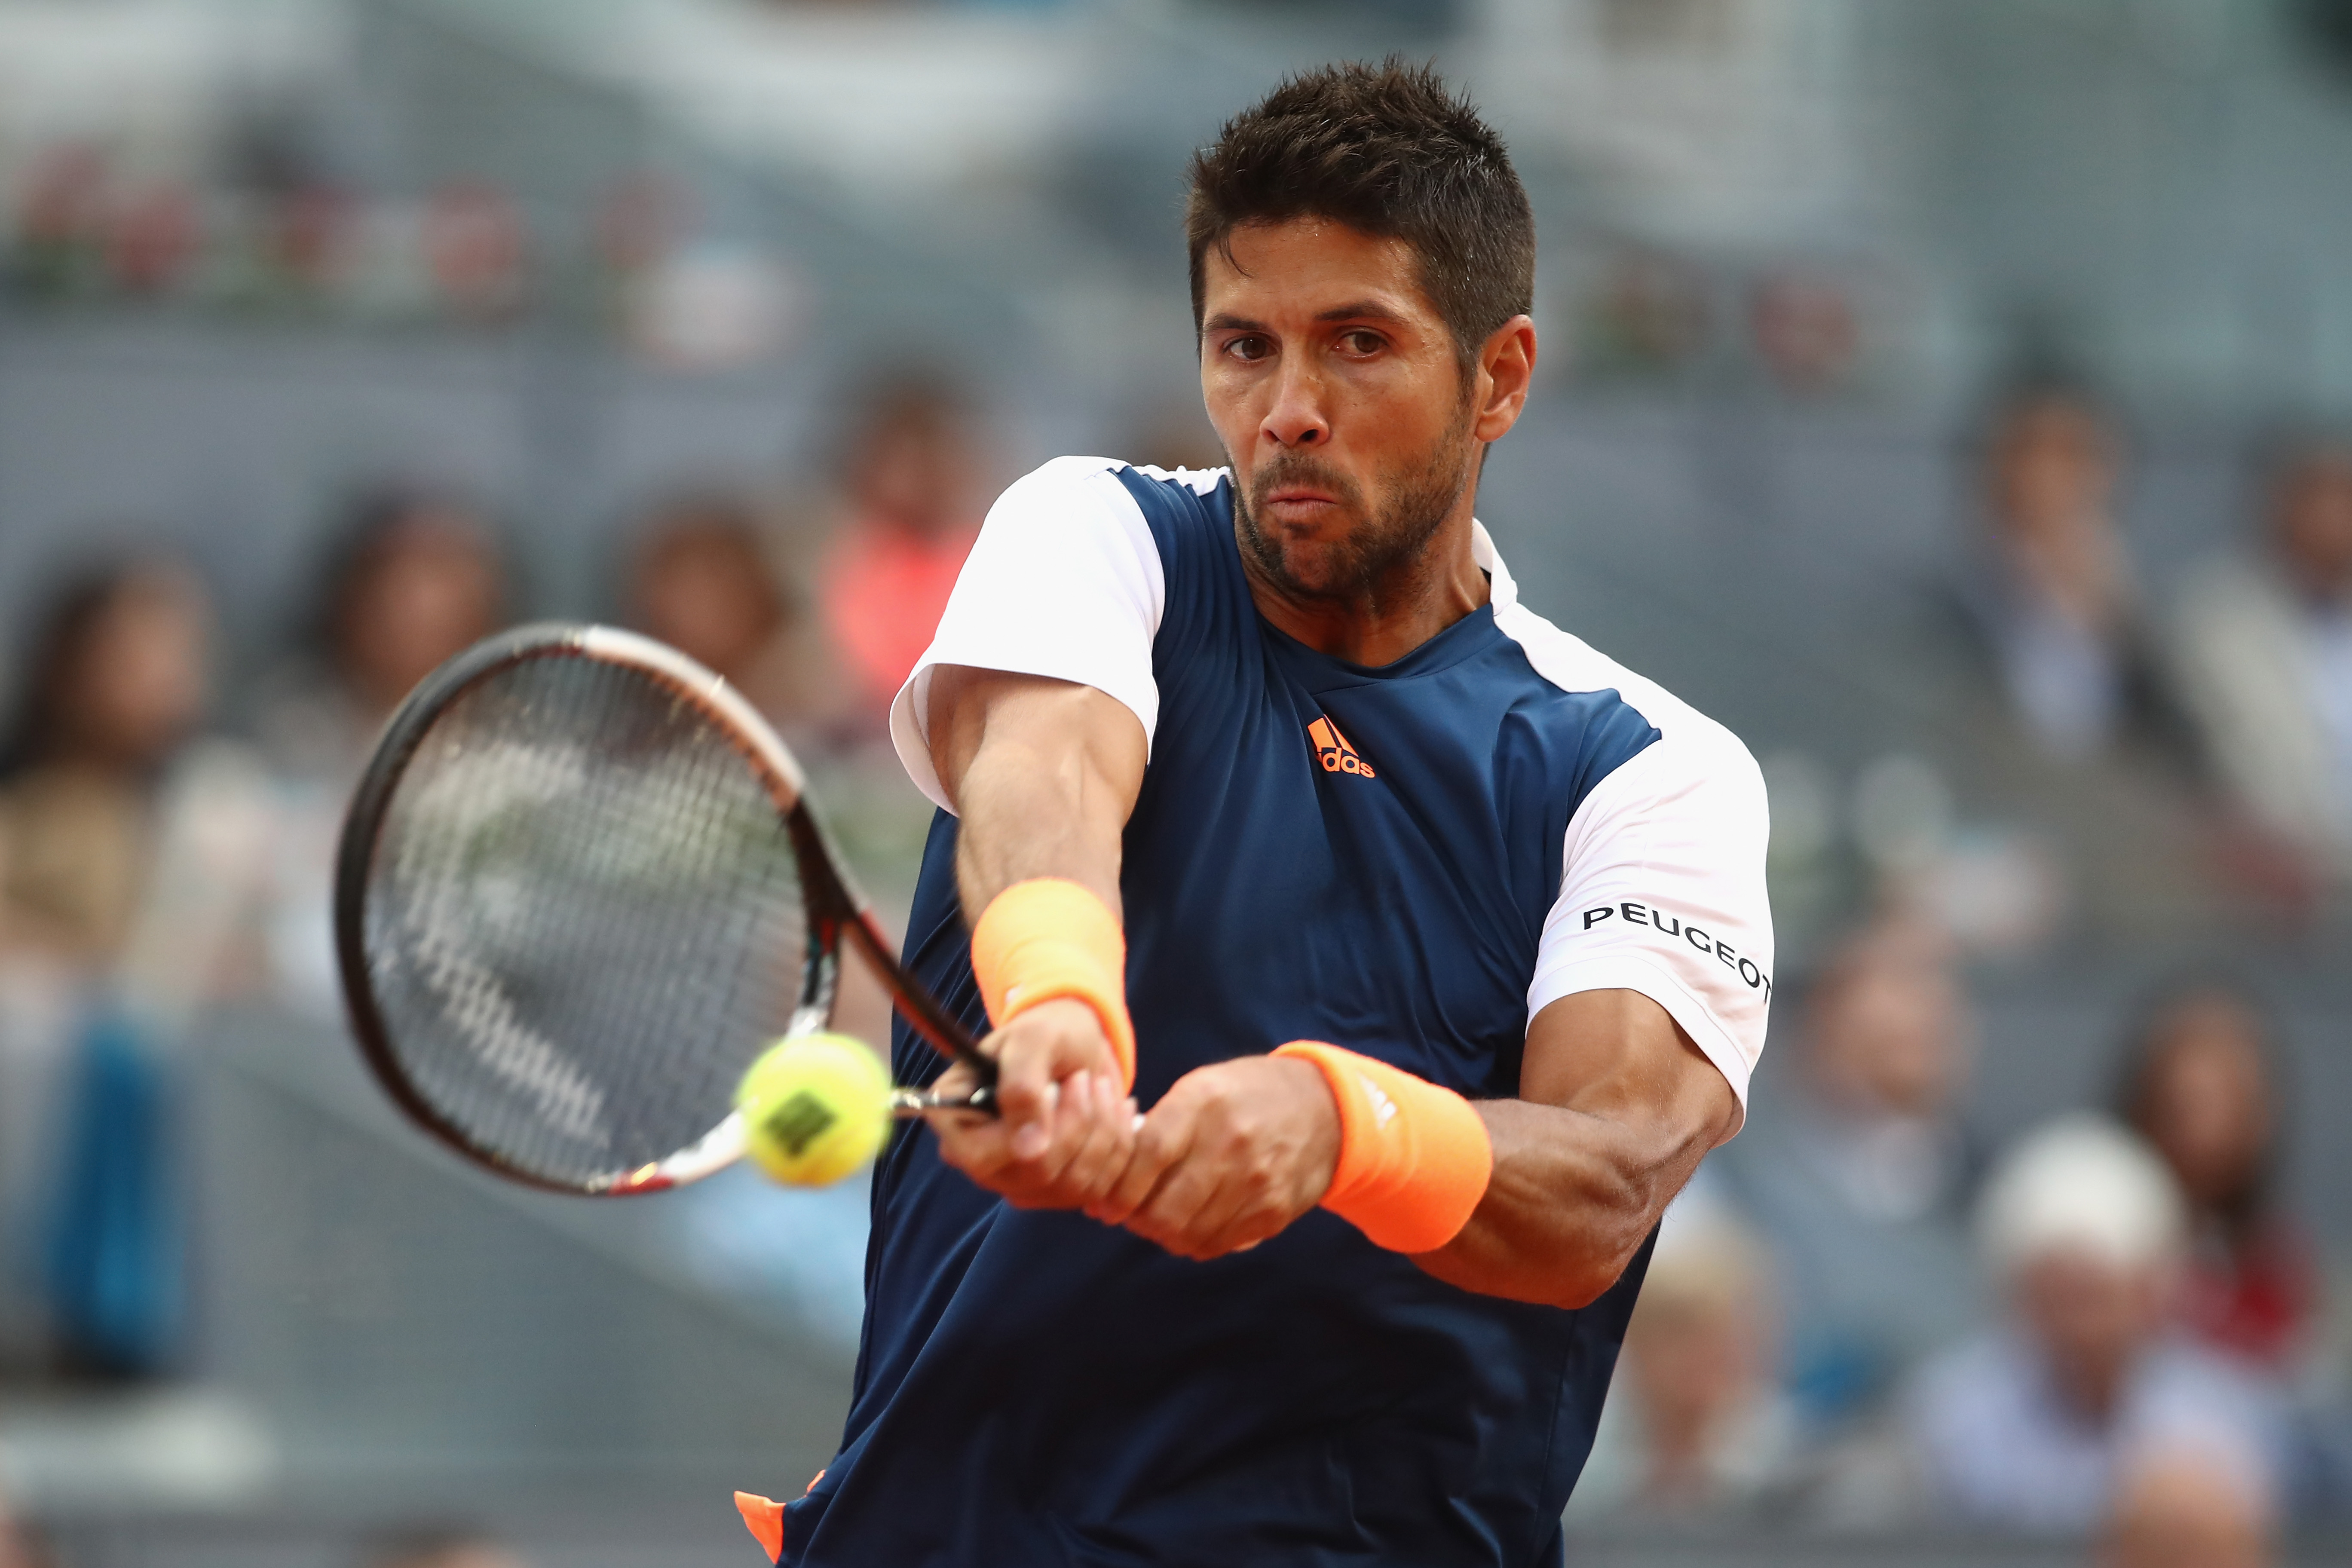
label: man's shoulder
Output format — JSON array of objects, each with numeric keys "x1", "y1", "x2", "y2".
[
  {"x1": 1001, "y1": 455, "x2": 1228, "y2": 506},
  {"x1": 987, "y1": 457, "x2": 1231, "y2": 560},
  {"x1": 1488, "y1": 591, "x2": 1760, "y2": 804}
]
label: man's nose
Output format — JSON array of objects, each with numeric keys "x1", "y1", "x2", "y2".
[{"x1": 1260, "y1": 360, "x2": 1329, "y2": 448}]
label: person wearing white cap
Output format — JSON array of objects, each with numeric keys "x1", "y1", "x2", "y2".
[{"x1": 1908, "y1": 1114, "x2": 2283, "y2": 1535}]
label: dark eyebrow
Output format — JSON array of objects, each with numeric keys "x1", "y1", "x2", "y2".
[
  {"x1": 1316, "y1": 300, "x2": 1408, "y2": 325},
  {"x1": 1204, "y1": 302, "x2": 1411, "y2": 334}
]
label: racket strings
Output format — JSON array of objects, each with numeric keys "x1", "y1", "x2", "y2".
[{"x1": 364, "y1": 655, "x2": 808, "y2": 1186}]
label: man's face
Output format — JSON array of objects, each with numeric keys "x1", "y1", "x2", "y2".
[
  {"x1": 2275, "y1": 448, "x2": 2352, "y2": 594},
  {"x1": 1198, "y1": 219, "x2": 1480, "y2": 606},
  {"x1": 1808, "y1": 956, "x2": 1968, "y2": 1120},
  {"x1": 345, "y1": 513, "x2": 502, "y2": 710},
  {"x1": 2138, "y1": 995, "x2": 2274, "y2": 1212},
  {"x1": 73, "y1": 569, "x2": 210, "y2": 770},
  {"x1": 2016, "y1": 1246, "x2": 2168, "y2": 1418},
  {"x1": 1991, "y1": 396, "x2": 2116, "y2": 533}
]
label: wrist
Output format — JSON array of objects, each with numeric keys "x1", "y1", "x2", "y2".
[
  {"x1": 1008, "y1": 996, "x2": 1121, "y2": 1071},
  {"x1": 970, "y1": 878, "x2": 1136, "y2": 1091},
  {"x1": 1268, "y1": 1054, "x2": 1345, "y2": 1200},
  {"x1": 1271, "y1": 1042, "x2": 1493, "y2": 1253}
]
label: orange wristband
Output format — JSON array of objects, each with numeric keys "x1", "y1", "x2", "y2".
[
  {"x1": 969, "y1": 878, "x2": 1136, "y2": 1091},
  {"x1": 1273, "y1": 1042, "x2": 1494, "y2": 1253}
]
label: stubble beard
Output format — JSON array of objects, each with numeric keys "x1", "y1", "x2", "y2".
[{"x1": 1231, "y1": 401, "x2": 1479, "y2": 614}]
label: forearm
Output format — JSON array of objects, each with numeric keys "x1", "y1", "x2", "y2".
[
  {"x1": 918, "y1": 669, "x2": 1150, "y2": 1196},
  {"x1": 950, "y1": 718, "x2": 1127, "y2": 922},
  {"x1": 1405, "y1": 989, "x2": 1738, "y2": 1308},
  {"x1": 1411, "y1": 1098, "x2": 1712, "y2": 1308},
  {"x1": 927, "y1": 668, "x2": 1144, "y2": 925}
]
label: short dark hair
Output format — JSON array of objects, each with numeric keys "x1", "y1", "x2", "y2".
[{"x1": 1185, "y1": 59, "x2": 1534, "y2": 368}]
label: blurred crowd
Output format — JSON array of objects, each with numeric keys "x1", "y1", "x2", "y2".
[
  {"x1": 1568, "y1": 384, "x2": 2352, "y2": 1561},
  {"x1": 2, "y1": 148, "x2": 808, "y2": 374},
  {"x1": 0, "y1": 371, "x2": 995, "y2": 1491},
  {"x1": 0, "y1": 365, "x2": 2348, "y2": 1561},
  {"x1": 1924, "y1": 382, "x2": 2352, "y2": 934},
  {"x1": 1576, "y1": 926, "x2": 2338, "y2": 1561}
]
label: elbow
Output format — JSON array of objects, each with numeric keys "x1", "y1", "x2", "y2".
[
  {"x1": 1548, "y1": 1185, "x2": 1663, "y2": 1310},
  {"x1": 1549, "y1": 1243, "x2": 1640, "y2": 1311},
  {"x1": 1550, "y1": 1272, "x2": 1615, "y2": 1312},
  {"x1": 1434, "y1": 1153, "x2": 1683, "y2": 1310}
]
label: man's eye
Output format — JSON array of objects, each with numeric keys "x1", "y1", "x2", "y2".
[
  {"x1": 1339, "y1": 331, "x2": 1383, "y2": 355},
  {"x1": 1225, "y1": 336, "x2": 1270, "y2": 362}
]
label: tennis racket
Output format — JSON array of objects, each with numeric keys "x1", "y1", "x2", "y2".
[{"x1": 334, "y1": 622, "x2": 995, "y2": 1197}]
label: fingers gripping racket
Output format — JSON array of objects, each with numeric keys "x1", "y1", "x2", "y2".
[{"x1": 334, "y1": 622, "x2": 995, "y2": 1196}]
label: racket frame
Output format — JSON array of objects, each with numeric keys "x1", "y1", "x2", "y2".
[{"x1": 334, "y1": 622, "x2": 994, "y2": 1197}]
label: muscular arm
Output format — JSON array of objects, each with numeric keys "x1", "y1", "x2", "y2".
[
  {"x1": 1411, "y1": 988, "x2": 1740, "y2": 1308},
  {"x1": 1102, "y1": 986, "x2": 1738, "y2": 1290},
  {"x1": 929, "y1": 672, "x2": 1746, "y2": 1279},
  {"x1": 927, "y1": 665, "x2": 1143, "y2": 920},
  {"x1": 921, "y1": 665, "x2": 1148, "y2": 1199}
]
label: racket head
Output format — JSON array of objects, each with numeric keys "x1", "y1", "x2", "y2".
[{"x1": 334, "y1": 623, "x2": 976, "y2": 1196}]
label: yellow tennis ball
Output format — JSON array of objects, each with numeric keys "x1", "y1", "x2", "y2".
[{"x1": 735, "y1": 1032, "x2": 892, "y2": 1187}]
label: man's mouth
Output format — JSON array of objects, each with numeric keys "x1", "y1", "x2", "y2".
[{"x1": 1260, "y1": 486, "x2": 1341, "y2": 521}]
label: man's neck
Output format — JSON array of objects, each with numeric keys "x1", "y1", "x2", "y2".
[{"x1": 1242, "y1": 494, "x2": 1491, "y2": 668}]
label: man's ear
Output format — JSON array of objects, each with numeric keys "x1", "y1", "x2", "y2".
[{"x1": 1473, "y1": 315, "x2": 1538, "y2": 444}]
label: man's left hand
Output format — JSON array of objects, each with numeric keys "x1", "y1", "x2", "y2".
[{"x1": 1088, "y1": 1055, "x2": 1341, "y2": 1260}]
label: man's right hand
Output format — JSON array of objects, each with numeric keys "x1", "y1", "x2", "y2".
[
  {"x1": 919, "y1": 665, "x2": 1148, "y2": 1211},
  {"x1": 925, "y1": 997, "x2": 1138, "y2": 1210}
]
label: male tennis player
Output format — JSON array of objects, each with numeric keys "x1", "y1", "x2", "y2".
[{"x1": 748, "y1": 61, "x2": 1771, "y2": 1566}]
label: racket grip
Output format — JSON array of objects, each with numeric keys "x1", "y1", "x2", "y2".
[{"x1": 888, "y1": 1083, "x2": 998, "y2": 1117}]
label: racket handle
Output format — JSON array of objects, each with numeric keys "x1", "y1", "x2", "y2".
[{"x1": 888, "y1": 1084, "x2": 998, "y2": 1118}]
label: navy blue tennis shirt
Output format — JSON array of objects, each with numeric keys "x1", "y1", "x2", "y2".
[{"x1": 776, "y1": 459, "x2": 1773, "y2": 1566}]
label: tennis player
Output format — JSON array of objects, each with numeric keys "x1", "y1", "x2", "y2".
[{"x1": 750, "y1": 61, "x2": 1772, "y2": 1566}]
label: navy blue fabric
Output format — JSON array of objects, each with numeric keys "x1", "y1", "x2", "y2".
[{"x1": 781, "y1": 468, "x2": 1663, "y2": 1566}]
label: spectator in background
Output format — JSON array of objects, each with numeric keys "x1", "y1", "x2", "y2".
[
  {"x1": 0, "y1": 562, "x2": 214, "y2": 964},
  {"x1": 256, "y1": 486, "x2": 506, "y2": 784},
  {"x1": 1911, "y1": 1116, "x2": 2281, "y2": 1535},
  {"x1": 624, "y1": 490, "x2": 850, "y2": 737},
  {"x1": 1957, "y1": 384, "x2": 2185, "y2": 765},
  {"x1": 1710, "y1": 922, "x2": 1983, "y2": 1427},
  {"x1": 818, "y1": 377, "x2": 986, "y2": 722},
  {"x1": 2171, "y1": 435, "x2": 2352, "y2": 885},
  {"x1": 1566, "y1": 1189, "x2": 1799, "y2": 1520},
  {"x1": 0, "y1": 557, "x2": 270, "y2": 1376},
  {"x1": 1921, "y1": 379, "x2": 2217, "y2": 940},
  {"x1": 252, "y1": 487, "x2": 505, "y2": 1014},
  {"x1": 2116, "y1": 983, "x2": 2318, "y2": 1375},
  {"x1": 623, "y1": 491, "x2": 892, "y2": 1050}
]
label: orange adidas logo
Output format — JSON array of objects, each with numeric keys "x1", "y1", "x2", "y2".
[{"x1": 1308, "y1": 715, "x2": 1375, "y2": 779}]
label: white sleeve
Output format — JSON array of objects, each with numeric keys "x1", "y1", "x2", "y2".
[
  {"x1": 888, "y1": 456, "x2": 1166, "y2": 812},
  {"x1": 1525, "y1": 727, "x2": 1774, "y2": 1118}
]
